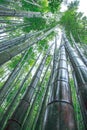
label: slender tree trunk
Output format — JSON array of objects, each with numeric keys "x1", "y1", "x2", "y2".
[
  {"x1": 33, "y1": 68, "x2": 53, "y2": 130},
  {"x1": 34, "y1": 45, "x2": 59, "y2": 130},
  {"x1": 0, "y1": 5, "x2": 13, "y2": 11},
  {"x1": 0, "y1": 19, "x2": 23, "y2": 24},
  {"x1": 0, "y1": 23, "x2": 30, "y2": 29},
  {"x1": 22, "y1": 59, "x2": 52, "y2": 130},
  {"x1": 0, "y1": 53, "x2": 41, "y2": 130},
  {"x1": 0, "y1": 48, "x2": 34, "y2": 105},
  {"x1": 24, "y1": 0, "x2": 41, "y2": 7},
  {"x1": 75, "y1": 44, "x2": 87, "y2": 66},
  {"x1": 52, "y1": 36, "x2": 57, "y2": 73},
  {"x1": 4, "y1": 44, "x2": 53, "y2": 130},
  {"x1": 63, "y1": 34, "x2": 87, "y2": 129},
  {"x1": 43, "y1": 44, "x2": 77, "y2": 130},
  {"x1": 0, "y1": 30, "x2": 42, "y2": 52},
  {"x1": 82, "y1": 45, "x2": 87, "y2": 57},
  {"x1": 0, "y1": 9, "x2": 42, "y2": 18},
  {"x1": 0, "y1": 23, "x2": 30, "y2": 34},
  {"x1": 71, "y1": 66, "x2": 86, "y2": 130},
  {"x1": 0, "y1": 26, "x2": 56, "y2": 65},
  {"x1": 70, "y1": 33, "x2": 87, "y2": 66}
]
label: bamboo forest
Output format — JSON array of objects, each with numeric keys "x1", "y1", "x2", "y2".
[{"x1": 0, "y1": 0, "x2": 87, "y2": 130}]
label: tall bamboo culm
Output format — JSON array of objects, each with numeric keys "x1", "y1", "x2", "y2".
[
  {"x1": 42, "y1": 42, "x2": 77, "y2": 130},
  {"x1": 63, "y1": 33, "x2": 87, "y2": 129}
]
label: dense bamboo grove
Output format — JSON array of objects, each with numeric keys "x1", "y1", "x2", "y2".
[{"x1": 0, "y1": 0, "x2": 87, "y2": 130}]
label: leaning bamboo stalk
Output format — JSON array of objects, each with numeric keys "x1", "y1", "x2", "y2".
[
  {"x1": 52, "y1": 36, "x2": 58, "y2": 74},
  {"x1": 0, "y1": 26, "x2": 56, "y2": 66},
  {"x1": 0, "y1": 30, "x2": 42, "y2": 52},
  {"x1": 0, "y1": 48, "x2": 34, "y2": 105},
  {"x1": 0, "y1": 43, "x2": 47, "y2": 105},
  {"x1": 22, "y1": 59, "x2": 52, "y2": 130},
  {"x1": 32, "y1": 69, "x2": 52, "y2": 130},
  {"x1": 0, "y1": 23, "x2": 30, "y2": 35},
  {"x1": 0, "y1": 5, "x2": 13, "y2": 11},
  {"x1": 0, "y1": 9, "x2": 42, "y2": 18},
  {"x1": 0, "y1": 22, "x2": 30, "y2": 29},
  {"x1": 70, "y1": 33, "x2": 87, "y2": 66},
  {"x1": 24, "y1": 0, "x2": 42, "y2": 7},
  {"x1": 0, "y1": 19, "x2": 24, "y2": 24},
  {"x1": 0, "y1": 53, "x2": 41, "y2": 130},
  {"x1": 63, "y1": 33, "x2": 87, "y2": 129},
  {"x1": 34, "y1": 47, "x2": 59, "y2": 130},
  {"x1": 4, "y1": 44, "x2": 53, "y2": 130}
]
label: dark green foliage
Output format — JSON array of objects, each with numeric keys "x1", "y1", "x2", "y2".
[
  {"x1": 0, "y1": 0, "x2": 5, "y2": 4},
  {"x1": 21, "y1": 0, "x2": 49, "y2": 12},
  {"x1": 60, "y1": 1, "x2": 87, "y2": 44},
  {"x1": 60, "y1": 9, "x2": 80, "y2": 42},
  {"x1": 23, "y1": 17, "x2": 46, "y2": 32},
  {"x1": 21, "y1": 0, "x2": 41, "y2": 12},
  {"x1": 37, "y1": 39, "x2": 49, "y2": 52},
  {"x1": 48, "y1": 0, "x2": 63, "y2": 13},
  {"x1": 7, "y1": 55, "x2": 21, "y2": 70},
  {"x1": 23, "y1": 47, "x2": 35, "y2": 62},
  {"x1": 67, "y1": 1, "x2": 79, "y2": 10}
]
